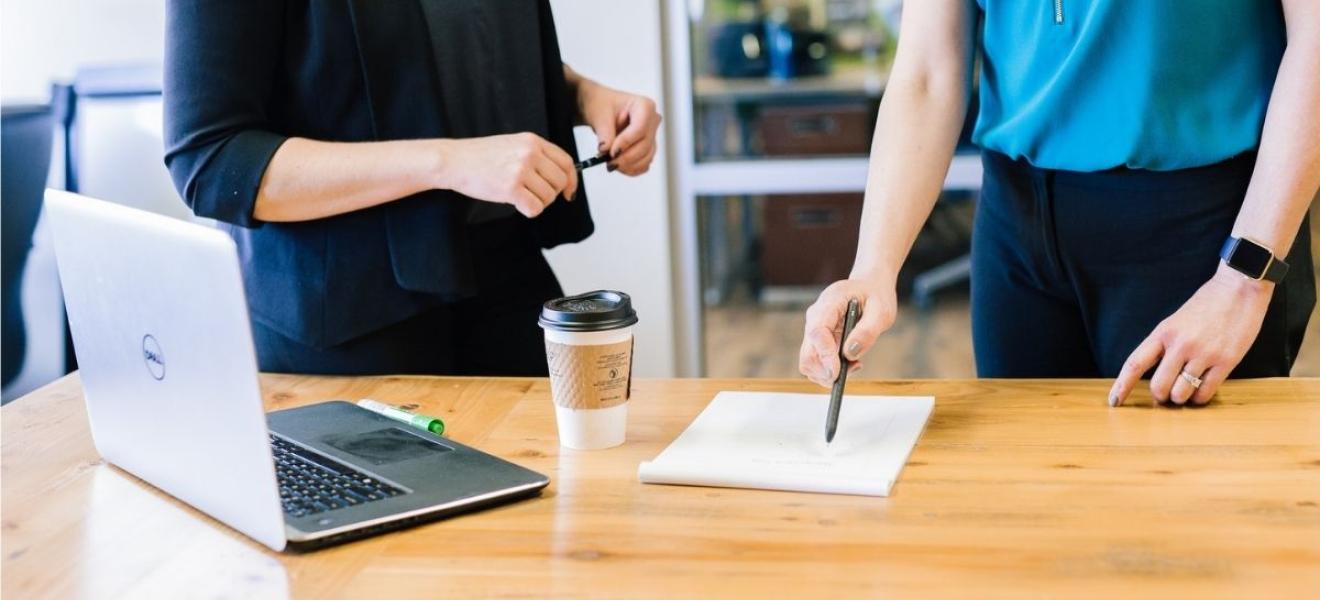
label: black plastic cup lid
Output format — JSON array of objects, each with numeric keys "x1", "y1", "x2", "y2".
[{"x1": 539, "y1": 290, "x2": 638, "y2": 332}]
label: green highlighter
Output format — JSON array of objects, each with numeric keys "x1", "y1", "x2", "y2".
[{"x1": 356, "y1": 399, "x2": 445, "y2": 436}]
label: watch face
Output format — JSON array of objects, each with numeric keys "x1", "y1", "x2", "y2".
[{"x1": 1231, "y1": 239, "x2": 1273, "y2": 276}]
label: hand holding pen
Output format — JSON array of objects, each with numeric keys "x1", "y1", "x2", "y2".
[
  {"x1": 570, "y1": 67, "x2": 662, "y2": 176},
  {"x1": 799, "y1": 279, "x2": 898, "y2": 387}
]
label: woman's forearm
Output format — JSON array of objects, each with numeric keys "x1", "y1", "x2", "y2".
[
  {"x1": 253, "y1": 138, "x2": 446, "y2": 222},
  {"x1": 1229, "y1": 15, "x2": 1320, "y2": 267},
  {"x1": 851, "y1": 75, "x2": 971, "y2": 285},
  {"x1": 562, "y1": 64, "x2": 598, "y2": 126},
  {"x1": 850, "y1": 2, "x2": 976, "y2": 286}
]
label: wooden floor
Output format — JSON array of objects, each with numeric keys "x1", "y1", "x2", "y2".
[{"x1": 706, "y1": 203, "x2": 1320, "y2": 379}]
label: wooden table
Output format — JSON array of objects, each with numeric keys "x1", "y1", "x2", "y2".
[{"x1": 3, "y1": 375, "x2": 1319, "y2": 598}]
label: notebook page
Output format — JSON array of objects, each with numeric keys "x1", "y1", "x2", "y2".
[{"x1": 638, "y1": 392, "x2": 934, "y2": 497}]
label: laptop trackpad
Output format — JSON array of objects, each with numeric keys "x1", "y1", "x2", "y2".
[{"x1": 318, "y1": 427, "x2": 452, "y2": 467}]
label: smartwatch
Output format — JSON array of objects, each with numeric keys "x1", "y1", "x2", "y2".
[{"x1": 1219, "y1": 236, "x2": 1289, "y2": 283}]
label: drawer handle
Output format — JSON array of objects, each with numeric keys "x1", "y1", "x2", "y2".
[
  {"x1": 793, "y1": 208, "x2": 840, "y2": 227},
  {"x1": 788, "y1": 116, "x2": 838, "y2": 136}
]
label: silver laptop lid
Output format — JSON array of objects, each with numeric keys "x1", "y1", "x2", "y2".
[{"x1": 45, "y1": 190, "x2": 286, "y2": 551}]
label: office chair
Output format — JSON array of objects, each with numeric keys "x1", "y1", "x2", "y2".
[{"x1": 2, "y1": 104, "x2": 55, "y2": 388}]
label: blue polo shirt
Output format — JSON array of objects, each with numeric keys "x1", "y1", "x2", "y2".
[{"x1": 972, "y1": 0, "x2": 1286, "y2": 172}]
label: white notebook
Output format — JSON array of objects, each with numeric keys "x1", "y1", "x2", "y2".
[{"x1": 638, "y1": 391, "x2": 934, "y2": 497}]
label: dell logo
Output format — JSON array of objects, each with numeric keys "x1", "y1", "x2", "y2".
[{"x1": 142, "y1": 334, "x2": 165, "y2": 381}]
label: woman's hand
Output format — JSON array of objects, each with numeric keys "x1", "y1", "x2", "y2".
[
  {"x1": 799, "y1": 277, "x2": 898, "y2": 387},
  {"x1": 433, "y1": 133, "x2": 578, "y2": 218},
  {"x1": 575, "y1": 79, "x2": 661, "y2": 176},
  {"x1": 1109, "y1": 264, "x2": 1273, "y2": 407}
]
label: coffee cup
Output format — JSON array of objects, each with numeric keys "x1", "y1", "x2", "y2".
[{"x1": 538, "y1": 291, "x2": 638, "y2": 450}]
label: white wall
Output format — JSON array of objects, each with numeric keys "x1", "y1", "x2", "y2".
[
  {"x1": 548, "y1": 0, "x2": 677, "y2": 377},
  {"x1": 1, "y1": 0, "x2": 165, "y2": 102},
  {"x1": 2, "y1": 0, "x2": 679, "y2": 379}
]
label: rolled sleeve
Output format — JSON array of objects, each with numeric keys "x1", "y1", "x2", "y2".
[{"x1": 163, "y1": 0, "x2": 287, "y2": 228}]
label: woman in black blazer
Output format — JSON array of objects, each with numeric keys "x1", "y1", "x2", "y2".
[{"x1": 163, "y1": 1, "x2": 661, "y2": 376}]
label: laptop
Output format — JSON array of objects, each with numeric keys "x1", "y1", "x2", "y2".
[{"x1": 44, "y1": 190, "x2": 550, "y2": 551}]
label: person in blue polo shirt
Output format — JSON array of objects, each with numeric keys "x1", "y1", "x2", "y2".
[{"x1": 800, "y1": 1, "x2": 1318, "y2": 407}]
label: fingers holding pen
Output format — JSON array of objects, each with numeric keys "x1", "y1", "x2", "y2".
[
  {"x1": 531, "y1": 153, "x2": 573, "y2": 203},
  {"x1": 522, "y1": 170, "x2": 558, "y2": 209},
  {"x1": 607, "y1": 98, "x2": 661, "y2": 175},
  {"x1": 798, "y1": 334, "x2": 833, "y2": 387},
  {"x1": 440, "y1": 132, "x2": 582, "y2": 217},
  {"x1": 799, "y1": 279, "x2": 896, "y2": 387},
  {"x1": 842, "y1": 299, "x2": 894, "y2": 362},
  {"x1": 805, "y1": 325, "x2": 841, "y2": 387},
  {"x1": 537, "y1": 140, "x2": 579, "y2": 200}
]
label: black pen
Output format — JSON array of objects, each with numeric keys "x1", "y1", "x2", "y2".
[
  {"x1": 575, "y1": 152, "x2": 609, "y2": 171},
  {"x1": 826, "y1": 298, "x2": 861, "y2": 444}
]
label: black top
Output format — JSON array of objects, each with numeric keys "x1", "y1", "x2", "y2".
[
  {"x1": 163, "y1": 0, "x2": 593, "y2": 348},
  {"x1": 418, "y1": 1, "x2": 534, "y2": 223}
]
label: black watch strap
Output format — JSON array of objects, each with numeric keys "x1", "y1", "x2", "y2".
[
  {"x1": 1263, "y1": 254, "x2": 1290, "y2": 282},
  {"x1": 1219, "y1": 236, "x2": 1289, "y2": 283}
]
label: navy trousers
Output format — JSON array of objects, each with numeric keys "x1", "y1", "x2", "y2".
[
  {"x1": 971, "y1": 150, "x2": 1314, "y2": 378},
  {"x1": 252, "y1": 218, "x2": 563, "y2": 377}
]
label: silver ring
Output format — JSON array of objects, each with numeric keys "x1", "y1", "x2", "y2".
[{"x1": 1179, "y1": 370, "x2": 1203, "y2": 389}]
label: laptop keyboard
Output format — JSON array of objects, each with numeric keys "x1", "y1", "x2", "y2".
[{"x1": 270, "y1": 435, "x2": 405, "y2": 518}]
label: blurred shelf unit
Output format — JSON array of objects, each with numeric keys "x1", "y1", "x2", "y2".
[{"x1": 668, "y1": 0, "x2": 979, "y2": 376}]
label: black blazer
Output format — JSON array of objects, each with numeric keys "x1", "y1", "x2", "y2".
[{"x1": 163, "y1": 0, "x2": 593, "y2": 348}]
